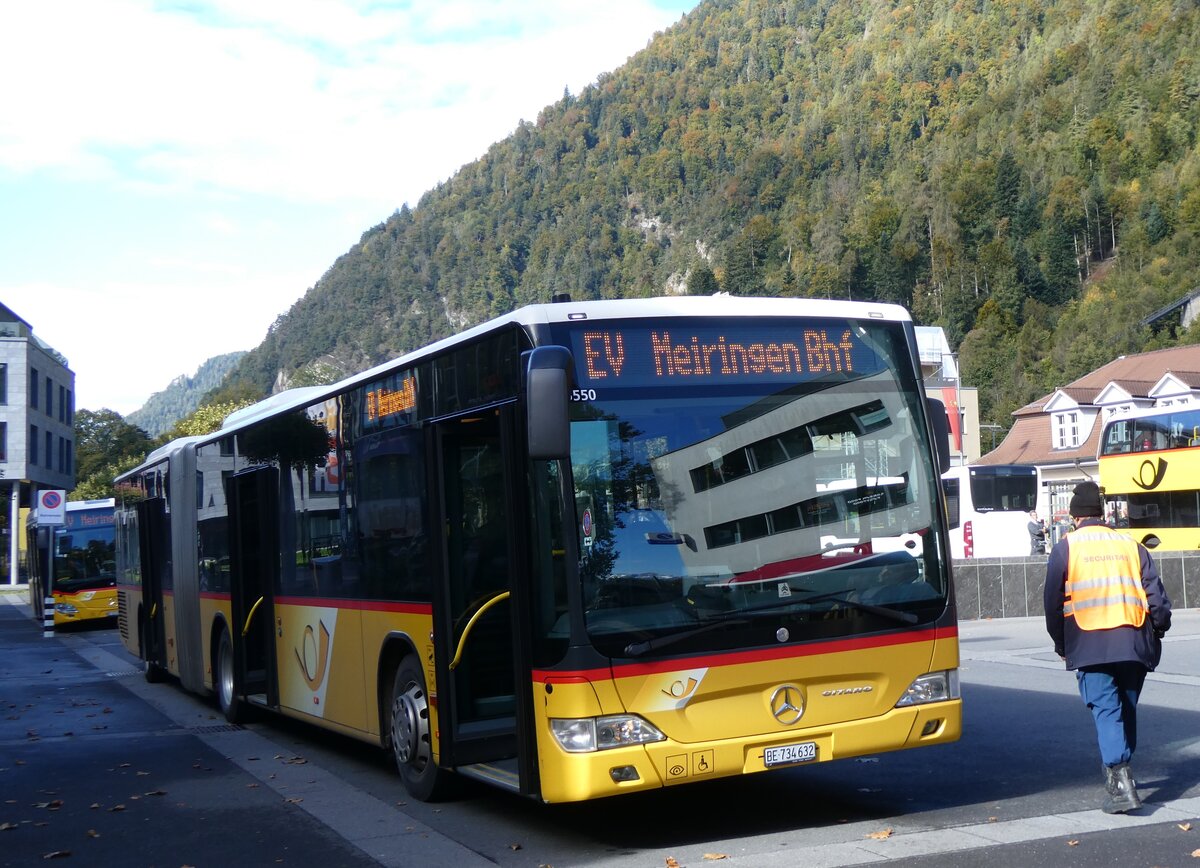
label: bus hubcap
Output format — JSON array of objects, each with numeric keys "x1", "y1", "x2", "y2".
[
  {"x1": 220, "y1": 637, "x2": 234, "y2": 708},
  {"x1": 391, "y1": 680, "x2": 428, "y2": 767}
]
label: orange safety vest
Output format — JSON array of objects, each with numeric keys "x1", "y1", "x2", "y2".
[{"x1": 1063, "y1": 526, "x2": 1148, "y2": 631}]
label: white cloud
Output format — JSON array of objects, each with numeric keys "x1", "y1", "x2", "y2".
[
  {"x1": 0, "y1": 0, "x2": 693, "y2": 415},
  {"x1": 11, "y1": 275, "x2": 307, "y2": 415},
  {"x1": 0, "y1": 0, "x2": 685, "y2": 206}
]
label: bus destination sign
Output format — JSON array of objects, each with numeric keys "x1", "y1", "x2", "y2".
[
  {"x1": 364, "y1": 374, "x2": 417, "y2": 426},
  {"x1": 569, "y1": 322, "x2": 881, "y2": 389}
]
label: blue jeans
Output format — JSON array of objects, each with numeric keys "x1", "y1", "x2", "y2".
[{"x1": 1076, "y1": 663, "x2": 1148, "y2": 767}]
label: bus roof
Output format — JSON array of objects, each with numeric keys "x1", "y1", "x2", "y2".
[
  {"x1": 942, "y1": 464, "x2": 1037, "y2": 478},
  {"x1": 1100, "y1": 404, "x2": 1188, "y2": 425},
  {"x1": 116, "y1": 295, "x2": 914, "y2": 477}
]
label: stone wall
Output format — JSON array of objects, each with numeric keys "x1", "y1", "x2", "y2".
[{"x1": 952, "y1": 551, "x2": 1200, "y2": 620}]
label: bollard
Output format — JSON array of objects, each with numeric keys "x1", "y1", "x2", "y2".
[{"x1": 43, "y1": 596, "x2": 55, "y2": 637}]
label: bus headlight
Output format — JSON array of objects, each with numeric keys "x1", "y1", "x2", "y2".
[
  {"x1": 550, "y1": 715, "x2": 666, "y2": 753},
  {"x1": 55, "y1": 602, "x2": 78, "y2": 615},
  {"x1": 894, "y1": 669, "x2": 960, "y2": 707}
]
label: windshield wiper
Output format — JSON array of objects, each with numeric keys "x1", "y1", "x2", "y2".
[
  {"x1": 624, "y1": 617, "x2": 751, "y2": 657},
  {"x1": 622, "y1": 586, "x2": 920, "y2": 657},
  {"x1": 795, "y1": 590, "x2": 919, "y2": 625}
]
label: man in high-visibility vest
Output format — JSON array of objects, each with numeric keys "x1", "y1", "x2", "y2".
[{"x1": 1044, "y1": 481, "x2": 1172, "y2": 814}]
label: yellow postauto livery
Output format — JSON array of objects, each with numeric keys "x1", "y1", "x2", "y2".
[
  {"x1": 27, "y1": 499, "x2": 118, "y2": 627},
  {"x1": 115, "y1": 297, "x2": 961, "y2": 803}
]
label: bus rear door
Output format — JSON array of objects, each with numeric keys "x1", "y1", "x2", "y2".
[
  {"x1": 432, "y1": 407, "x2": 536, "y2": 795},
  {"x1": 137, "y1": 498, "x2": 169, "y2": 676},
  {"x1": 227, "y1": 467, "x2": 280, "y2": 709}
]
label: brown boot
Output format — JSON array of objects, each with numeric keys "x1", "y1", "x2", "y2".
[{"x1": 1102, "y1": 763, "x2": 1142, "y2": 814}]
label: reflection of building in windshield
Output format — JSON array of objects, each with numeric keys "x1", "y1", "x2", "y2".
[{"x1": 650, "y1": 371, "x2": 927, "y2": 578}]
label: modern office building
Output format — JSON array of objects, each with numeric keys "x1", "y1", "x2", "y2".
[{"x1": 0, "y1": 302, "x2": 76, "y2": 584}]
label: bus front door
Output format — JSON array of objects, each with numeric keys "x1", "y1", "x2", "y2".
[
  {"x1": 227, "y1": 467, "x2": 280, "y2": 708},
  {"x1": 434, "y1": 407, "x2": 533, "y2": 794}
]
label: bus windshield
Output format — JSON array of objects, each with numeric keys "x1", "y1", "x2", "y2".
[
  {"x1": 54, "y1": 525, "x2": 117, "y2": 594},
  {"x1": 556, "y1": 317, "x2": 948, "y2": 658}
]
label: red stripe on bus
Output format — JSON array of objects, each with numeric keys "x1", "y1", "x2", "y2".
[
  {"x1": 273, "y1": 596, "x2": 433, "y2": 615},
  {"x1": 532, "y1": 626, "x2": 952, "y2": 682},
  {"x1": 199, "y1": 591, "x2": 231, "y2": 601}
]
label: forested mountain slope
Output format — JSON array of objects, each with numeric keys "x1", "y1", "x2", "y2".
[
  {"x1": 128, "y1": 351, "x2": 245, "y2": 437},
  {"x1": 222, "y1": 0, "x2": 1200, "y2": 431}
]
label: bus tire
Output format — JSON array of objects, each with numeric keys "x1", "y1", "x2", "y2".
[
  {"x1": 140, "y1": 620, "x2": 164, "y2": 684},
  {"x1": 215, "y1": 624, "x2": 245, "y2": 724},
  {"x1": 390, "y1": 658, "x2": 452, "y2": 801}
]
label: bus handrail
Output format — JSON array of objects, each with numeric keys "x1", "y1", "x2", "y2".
[
  {"x1": 449, "y1": 591, "x2": 510, "y2": 671},
  {"x1": 242, "y1": 596, "x2": 264, "y2": 637}
]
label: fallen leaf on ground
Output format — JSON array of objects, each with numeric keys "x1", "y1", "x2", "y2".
[
  {"x1": 866, "y1": 828, "x2": 893, "y2": 840},
  {"x1": 509, "y1": 843, "x2": 522, "y2": 851},
  {"x1": 41, "y1": 851, "x2": 70, "y2": 859},
  {"x1": 1192, "y1": 848, "x2": 1200, "y2": 858},
  {"x1": 86, "y1": 830, "x2": 99, "y2": 838},
  {"x1": 703, "y1": 854, "x2": 729, "y2": 860},
  {"x1": 1, "y1": 823, "x2": 17, "y2": 831},
  {"x1": 1181, "y1": 823, "x2": 1193, "y2": 832},
  {"x1": 1068, "y1": 840, "x2": 1079, "y2": 846},
  {"x1": 107, "y1": 805, "x2": 125, "y2": 813},
  {"x1": 144, "y1": 790, "x2": 167, "y2": 797},
  {"x1": 665, "y1": 859, "x2": 680, "y2": 868}
]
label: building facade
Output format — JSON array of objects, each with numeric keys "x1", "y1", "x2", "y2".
[
  {"x1": 0, "y1": 302, "x2": 76, "y2": 584},
  {"x1": 915, "y1": 326, "x2": 980, "y2": 466},
  {"x1": 975, "y1": 345, "x2": 1200, "y2": 541}
]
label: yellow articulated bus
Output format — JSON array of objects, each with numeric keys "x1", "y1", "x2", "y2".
[
  {"x1": 1098, "y1": 404, "x2": 1200, "y2": 551},
  {"x1": 27, "y1": 498, "x2": 119, "y2": 627},
  {"x1": 115, "y1": 296, "x2": 961, "y2": 804}
]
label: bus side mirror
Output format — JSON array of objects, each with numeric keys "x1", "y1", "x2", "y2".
[
  {"x1": 526, "y1": 346, "x2": 572, "y2": 460},
  {"x1": 926, "y1": 397, "x2": 952, "y2": 474}
]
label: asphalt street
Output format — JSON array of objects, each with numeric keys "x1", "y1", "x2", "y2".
[{"x1": 3, "y1": 587, "x2": 1200, "y2": 867}]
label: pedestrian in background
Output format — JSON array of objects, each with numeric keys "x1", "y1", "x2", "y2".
[
  {"x1": 1044, "y1": 481, "x2": 1172, "y2": 813},
  {"x1": 1027, "y1": 510, "x2": 1046, "y2": 555}
]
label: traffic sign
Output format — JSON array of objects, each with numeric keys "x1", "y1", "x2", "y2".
[{"x1": 37, "y1": 489, "x2": 67, "y2": 526}]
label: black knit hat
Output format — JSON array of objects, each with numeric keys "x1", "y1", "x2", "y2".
[{"x1": 1069, "y1": 481, "x2": 1103, "y2": 517}]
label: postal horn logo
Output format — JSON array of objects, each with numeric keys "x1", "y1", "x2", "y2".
[
  {"x1": 296, "y1": 620, "x2": 331, "y2": 691},
  {"x1": 1133, "y1": 457, "x2": 1168, "y2": 491}
]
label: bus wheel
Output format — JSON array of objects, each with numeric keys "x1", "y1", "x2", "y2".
[
  {"x1": 390, "y1": 658, "x2": 451, "y2": 801},
  {"x1": 215, "y1": 625, "x2": 245, "y2": 724},
  {"x1": 140, "y1": 621, "x2": 164, "y2": 684}
]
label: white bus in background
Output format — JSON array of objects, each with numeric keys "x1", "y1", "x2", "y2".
[{"x1": 941, "y1": 464, "x2": 1039, "y2": 558}]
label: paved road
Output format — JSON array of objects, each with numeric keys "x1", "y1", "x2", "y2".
[{"x1": 3, "y1": 589, "x2": 1200, "y2": 867}]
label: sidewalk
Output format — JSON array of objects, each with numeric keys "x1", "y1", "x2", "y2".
[{"x1": 0, "y1": 595, "x2": 384, "y2": 868}]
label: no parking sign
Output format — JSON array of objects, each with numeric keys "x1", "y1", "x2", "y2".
[{"x1": 37, "y1": 490, "x2": 67, "y2": 526}]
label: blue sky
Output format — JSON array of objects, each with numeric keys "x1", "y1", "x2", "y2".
[{"x1": 0, "y1": 0, "x2": 696, "y2": 416}]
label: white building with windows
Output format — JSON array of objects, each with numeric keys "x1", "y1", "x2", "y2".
[
  {"x1": 0, "y1": 302, "x2": 76, "y2": 584},
  {"x1": 976, "y1": 345, "x2": 1200, "y2": 526}
]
